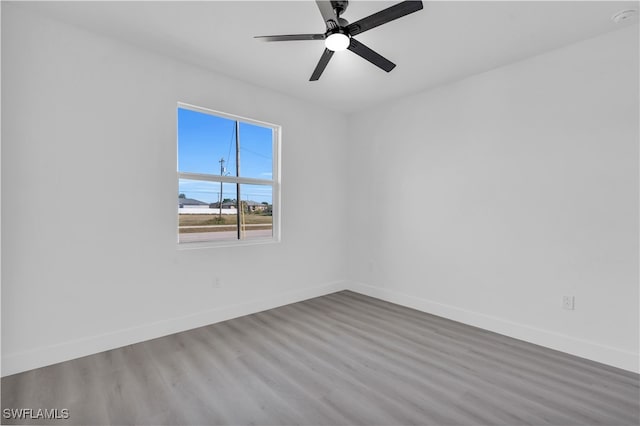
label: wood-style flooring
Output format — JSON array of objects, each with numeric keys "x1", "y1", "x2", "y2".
[{"x1": 2, "y1": 291, "x2": 639, "y2": 425}]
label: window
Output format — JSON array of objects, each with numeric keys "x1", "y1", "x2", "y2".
[{"x1": 177, "y1": 103, "x2": 280, "y2": 245}]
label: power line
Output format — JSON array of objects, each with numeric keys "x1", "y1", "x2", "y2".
[
  {"x1": 241, "y1": 145, "x2": 271, "y2": 160},
  {"x1": 225, "y1": 123, "x2": 235, "y2": 169}
]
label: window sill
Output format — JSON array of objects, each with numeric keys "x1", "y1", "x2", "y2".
[{"x1": 177, "y1": 237, "x2": 281, "y2": 250}]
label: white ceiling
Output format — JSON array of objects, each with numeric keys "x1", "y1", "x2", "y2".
[{"x1": 14, "y1": 1, "x2": 639, "y2": 113}]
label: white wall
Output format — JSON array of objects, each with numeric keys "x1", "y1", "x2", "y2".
[
  {"x1": 1, "y1": 5, "x2": 348, "y2": 376},
  {"x1": 347, "y1": 25, "x2": 639, "y2": 372}
]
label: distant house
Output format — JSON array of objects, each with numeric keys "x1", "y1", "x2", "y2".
[
  {"x1": 209, "y1": 200, "x2": 236, "y2": 209},
  {"x1": 244, "y1": 201, "x2": 268, "y2": 213},
  {"x1": 208, "y1": 200, "x2": 267, "y2": 212},
  {"x1": 178, "y1": 197, "x2": 208, "y2": 208}
]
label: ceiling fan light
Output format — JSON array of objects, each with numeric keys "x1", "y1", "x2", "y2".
[{"x1": 325, "y1": 33, "x2": 350, "y2": 51}]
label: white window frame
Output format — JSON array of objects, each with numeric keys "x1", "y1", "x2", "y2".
[{"x1": 177, "y1": 102, "x2": 281, "y2": 248}]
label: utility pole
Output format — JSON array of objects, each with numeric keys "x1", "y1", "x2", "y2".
[
  {"x1": 218, "y1": 157, "x2": 225, "y2": 220},
  {"x1": 235, "y1": 121, "x2": 242, "y2": 240}
]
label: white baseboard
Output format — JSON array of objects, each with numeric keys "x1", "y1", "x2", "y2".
[
  {"x1": 347, "y1": 281, "x2": 639, "y2": 374},
  {"x1": 1, "y1": 280, "x2": 347, "y2": 377},
  {"x1": 5, "y1": 280, "x2": 637, "y2": 376}
]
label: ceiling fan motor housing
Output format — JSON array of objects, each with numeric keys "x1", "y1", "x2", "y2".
[{"x1": 331, "y1": 0, "x2": 349, "y2": 17}]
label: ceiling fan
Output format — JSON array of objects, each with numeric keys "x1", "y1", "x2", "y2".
[{"x1": 254, "y1": 1, "x2": 424, "y2": 81}]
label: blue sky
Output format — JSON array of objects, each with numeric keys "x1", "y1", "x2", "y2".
[{"x1": 178, "y1": 108, "x2": 273, "y2": 204}]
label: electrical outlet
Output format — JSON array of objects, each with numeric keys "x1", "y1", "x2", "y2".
[
  {"x1": 213, "y1": 277, "x2": 221, "y2": 288},
  {"x1": 562, "y1": 295, "x2": 575, "y2": 310}
]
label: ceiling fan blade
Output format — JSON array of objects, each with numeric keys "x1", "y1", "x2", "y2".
[
  {"x1": 310, "y1": 48, "x2": 335, "y2": 81},
  {"x1": 348, "y1": 38, "x2": 396, "y2": 72},
  {"x1": 254, "y1": 34, "x2": 325, "y2": 42},
  {"x1": 316, "y1": 0, "x2": 339, "y2": 29},
  {"x1": 347, "y1": 1, "x2": 423, "y2": 36}
]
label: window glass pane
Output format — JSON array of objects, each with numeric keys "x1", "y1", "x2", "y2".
[
  {"x1": 178, "y1": 179, "x2": 238, "y2": 243},
  {"x1": 178, "y1": 108, "x2": 237, "y2": 176},
  {"x1": 238, "y1": 122, "x2": 273, "y2": 180},
  {"x1": 238, "y1": 184, "x2": 273, "y2": 240},
  {"x1": 177, "y1": 104, "x2": 278, "y2": 245}
]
